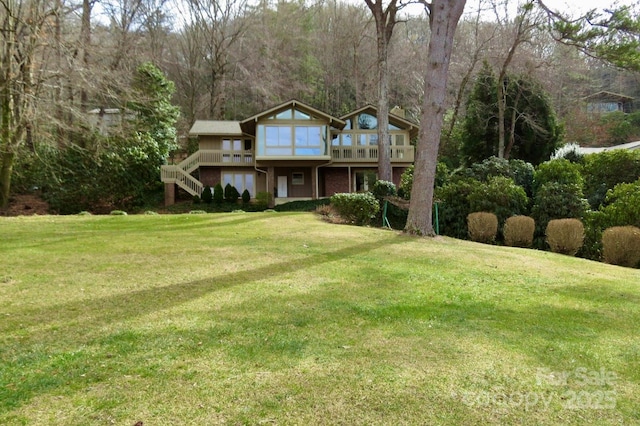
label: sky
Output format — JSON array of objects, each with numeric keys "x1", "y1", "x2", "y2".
[{"x1": 400, "y1": 0, "x2": 639, "y2": 19}]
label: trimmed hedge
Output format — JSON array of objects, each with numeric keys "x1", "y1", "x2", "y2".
[
  {"x1": 546, "y1": 218, "x2": 584, "y2": 256},
  {"x1": 503, "y1": 215, "x2": 535, "y2": 248},
  {"x1": 602, "y1": 226, "x2": 640, "y2": 268},
  {"x1": 330, "y1": 192, "x2": 380, "y2": 226},
  {"x1": 467, "y1": 212, "x2": 498, "y2": 244}
]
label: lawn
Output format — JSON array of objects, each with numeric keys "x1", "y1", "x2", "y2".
[{"x1": 1, "y1": 212, "x2": 639, "y2": 425}]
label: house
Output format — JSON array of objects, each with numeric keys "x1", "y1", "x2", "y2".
[
  {"x1": 161, "y1": 100, "x2": 418, "y2": 206},
  {"x1": 584, "y1": 91, "x2": 634, "y2": 114}
]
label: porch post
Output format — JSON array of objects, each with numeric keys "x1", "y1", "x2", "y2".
[
  {"x1": 312, "y1": 166, "x2": 317, "y2": 199},
  {"x1": 267, "y1": 166, "x2": 275, "y2": 208},
  {"x1": 164, "y1": 182, "x2": 175, "y2": 206}
]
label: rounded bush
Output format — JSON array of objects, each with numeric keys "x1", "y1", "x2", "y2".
[
  {"x1": 467, "y1": 212, "x2": 498, "y2": 244},
  {"x1": 330, "y1": 192, "x2": 380, "y2": 226},
  {"x1": 582, "y1": 150, "x2": 640, "y2": 209},
  {"x1": 435, "y1": 178, "x2": 477, "y2": 239},
  {"x1": 602, "y1": 226, "x2": 640, "y2": 268},
  {"x1": 467, "y1": 176, "x2": 529, "y2": 228},
  {"x1": 600, "y1": 178, "x2": 640, "y2": 228},
  {"x1": 533, "y1": 159, "x2": 583, "y2": 194},
  {"x1": 110, "y1": 210, "x2": 128, "y2": 216},
  {"x1": 546, "y1": 218, "x2": 584, "y2": 256},
  {"x1": 372, "y1": 180, "x2": 397, "y2": 200},
  {"x1": 531, "y1": 182, "x2": 588, "y2": 245},
  {"x1": 503, "y1": 215, "x2": 535, "y2": 248}
]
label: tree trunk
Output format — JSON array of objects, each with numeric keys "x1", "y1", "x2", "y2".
[
  {"x1": 376, "y1": 36, "x2": 391, "y2": 182},
  {"x1": 365, "y1": 0, "x2": 398, "y2": 183},
  {"x1": 497, "y1": 76, "x2": 507, "y2": 158},
  {"x1": 405, "y1": 0, "x2": 466, "y2": 236},
  {"x1": 0, "y1": 151, "x2": 15, "y2": 209}
]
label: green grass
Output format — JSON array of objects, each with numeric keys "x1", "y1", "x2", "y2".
[{"x1": 1, "y1": 212, "x2": 639, "y2": 425}]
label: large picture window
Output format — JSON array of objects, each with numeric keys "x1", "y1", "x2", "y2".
[
  {"x1": 258, "y1": 124, "x2": 328, "y2": 157},
  {"x1": 222, "y1": 172, "x2": 255, "y2": 197}
]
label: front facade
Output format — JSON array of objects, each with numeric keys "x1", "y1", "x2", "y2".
[{"x1": 161, "y1": 100, "x2": 418, "y2": 206}]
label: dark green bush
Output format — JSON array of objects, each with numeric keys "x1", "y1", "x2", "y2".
[
  {"x1": 533, "y1": 159, "x2": 583, "y2": 195},
  {"x1": 509, "y1": 159, "x2": 535, "y2": 197},
  {"x1": 582, "y1": 150, "x2": 640, "y2": 209},
  {"x1": 330, "y1": 192, "x2": 380, "y2": 226},
  {"x1": 274, "y1": 198, "x2": 330, "y2": 212},
  {"x1": 213, "y1": 183, "x2": 224, "y2": 204},
  {"x1": 467, "y1": 156, "x2": 512, "y2": 182},
  {"x1": 242, "y1": 189, "x2": 251, "y2": 204},
  {"x1": 255, "y1": 191, "x2": 271, "y2": 208},
  {"x1": 435, "y1": 178, "x2": 477, "y2": 239},
  {"x1": 464, "y1": 157, "x2": 534, "y2": 196},
  {"x1": 467, "y1": 176, "x2": 529, "y2": 229},
  {"x1": 372, "y1": 180, "x2": 397, "y2": 200},
  {"x1": 224, "y1": 183, "x2": 240, "y2": 202},
  {"x1": 397, "y1": 162, "x2": 449, "y2": 200},
  {"x1": 531, "y1": 183, "x2": 588, "y2": 248},
  {"x1": 599, "y1": 178, "x2": 640, "y2": 228},
  {"x1": 201, "y1": 186, "x2": 213, "y2": 204},
  {"x1": 398, "y1": 166, "x2": 413, "y2": 199}
]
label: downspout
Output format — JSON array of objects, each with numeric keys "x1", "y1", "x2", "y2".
[{"x1": 254, "y1": 164, "x2": 268, "y2": 198}]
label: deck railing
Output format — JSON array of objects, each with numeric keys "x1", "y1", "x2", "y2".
[{"x1": 330, "y1": 145, "x2": 414, "y2": 163}]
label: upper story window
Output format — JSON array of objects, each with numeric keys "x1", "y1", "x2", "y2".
[{"x1": 257, "y1": 124, "x2": 329, "y2": 157}]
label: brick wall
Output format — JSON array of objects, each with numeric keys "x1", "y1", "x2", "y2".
[
  {"x1": 199, "y1": 167, "x2": 221, "y2": 187},
  {"x1": 322, "y1": 168, "x2": 350, "y2": 196}
]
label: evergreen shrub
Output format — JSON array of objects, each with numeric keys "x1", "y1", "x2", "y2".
[
  {"x1": 467, "y1": 176, "x2": 529, "y2": 229},
  {"x1": 224, "y1": 184, "x2": 240, "y2": 202},
  {"x1": 602, "y1": 226, "x2": 640, "y2": 268},
  {"x1": 201, "y1": 186, "x2": 213, "y2": 204},
  {"x1": 330, "y1": 192, "x2": 380, "y2": 226},
  {"x1": 213, "y1": 183, "x2": 224, "y2": 204},
  {"x1": 467, "y1": 212, "x2": 498, "y2": 244},
  {"x1": 242, "y1": 189, "x2": 251, "y2": 204},
  {"x1": 546, "y1": 218, "x2": 584, "y2": 256},
  {"x1": 372, "y1": 180, "x2": 397, "y2": 200},
  {"x1": 503, "y1": 215, "x2": 535, "y2": 248}
]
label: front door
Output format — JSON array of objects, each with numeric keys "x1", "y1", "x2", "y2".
[{"x1": 277, "y1": 175, "x2": 288, "y2": 198}]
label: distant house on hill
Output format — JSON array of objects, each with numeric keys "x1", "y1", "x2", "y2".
[
  {"x1": 160, "y1": 99, "x2": 418, "y2": 207},
  {"x1": 584, "y1": 91, "x2": 634, "y2": 114}
]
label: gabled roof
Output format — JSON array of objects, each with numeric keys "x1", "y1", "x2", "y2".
[
  {"x1": 239, "y1": 100, "x2": 346, "y2": 135},
  {"x1": 189, "y1": 120, "x2": 243, "y2": 136},
  {"x1": 341, "y1": 104, "x2": 419, "y2": 139},
  {"x1": 583, "y1": 91, "x2": 634, "y2": 102}
]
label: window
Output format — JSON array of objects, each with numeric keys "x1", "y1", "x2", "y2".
[
  {"x1": 222, "y1": 139, "x2": 242, "y2": 162},
  {"x1": 222, "y1": 172, "x2": 255, "y2": 197},
  {"x1": 354, "y1": 170, "x2": 377, "y2": 192},
  {"x1": 257, "y1": 125, "x2": 328, "y2": 157},
  {"x1": 292, "y1": 172, "x2": 304, "y2": 185}
]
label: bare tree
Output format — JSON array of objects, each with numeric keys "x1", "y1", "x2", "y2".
[
  {"x1": 0, "y1": 0, "x2": 59, "y2": 208},
  {"x1": 405, "y1": 0, "x2": 466, "y2": 236},
  {"x1": 365, "y1": 0, "x2": 402, "y2": 182}
]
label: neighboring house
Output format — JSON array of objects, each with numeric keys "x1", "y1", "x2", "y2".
[
  {"x1": 577, "y1": 140, "x2": 640, "y2": 155},
  {"x1": 584, "y1": 91, "x2": 634, "y2": 114},
  {"x1": 161, "y1": 100, "x2": 418, "y2": 206}
]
